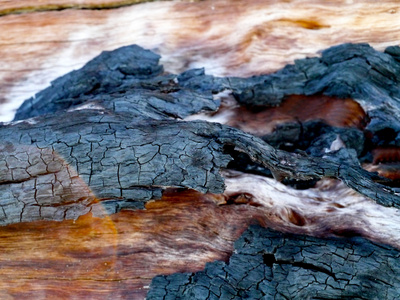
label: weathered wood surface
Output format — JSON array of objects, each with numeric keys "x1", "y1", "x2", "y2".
[
  {"x1": 2, "y1": 42, "x2": 400, "y2": 299},
  {"x1": 0, "y1": 189, "x2": 264, "y2": 299},
  {"x1": 1, "y1": 0, "x2": 400, "y2": 121},
  {"x1": 2, "y1": 173, "x2": 400, "y2": 299}
]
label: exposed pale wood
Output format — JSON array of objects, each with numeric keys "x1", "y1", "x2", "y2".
[{"x1": 1, "y1": 0, "x2": 400, "y2": 121}]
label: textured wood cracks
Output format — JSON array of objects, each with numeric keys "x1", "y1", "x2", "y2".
[{"x1": 2, "y1": 173, "x2": 400, "y2": 299}]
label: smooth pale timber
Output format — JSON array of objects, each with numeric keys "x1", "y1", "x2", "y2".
[
  {"x1": 1, "y1": 1, "x2": 400, "y2": 299},
  {"x1": 1, "y1": 0, "x2": 400, "y2": 121}
]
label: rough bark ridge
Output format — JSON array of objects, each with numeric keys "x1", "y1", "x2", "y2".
[{"x1": 148, "y1": 225, "x2": 400, "y2": 300}]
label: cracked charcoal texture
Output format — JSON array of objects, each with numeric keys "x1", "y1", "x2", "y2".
[
  {"x1": 14, "y1": 43, "x2": 400, "y2": 150},
  {"x1": 14, "y1": 45, "x2": 165, "y2": 120},
  {"x1": 0, "y1": 112, "x2": 232, "y2": 224},
  {"x1": 2, "y1": 109, "x2": 399, "y2": 225},
  {"x1": 13, "y1": 46, "x2": 266, "y2": 122},
  {"x1": 2, "y1": 43, "x2": 400, "y2": 225},
  {"x1": 148, "y1": 225, "x2": 400, "y2": 300}
]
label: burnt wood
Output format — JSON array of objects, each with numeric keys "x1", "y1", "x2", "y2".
[
  {"x1": 148, "y1": 225, "x2": 400, "y2": 300},
  {"x1": 3, "y1": 43, "x2": 400, "y2": 299}
]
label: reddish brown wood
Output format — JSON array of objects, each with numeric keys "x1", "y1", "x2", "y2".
[
  {"x1": 227, "y1": 94, "x2": 367, "y2": 136},
  {"x1": 0, "y1": 189, "x2": 263, "y2": 299}
]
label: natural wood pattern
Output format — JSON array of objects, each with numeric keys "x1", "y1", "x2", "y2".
[
  {"x1": 1, "y1": 0, "x2": 400, "y2": 121},
  {"x1": 2, "y1": 1, "x2": 400, "y2": 298},
  {"x1": 0, "y1": 189, "x2": 263, "y2": 299}
]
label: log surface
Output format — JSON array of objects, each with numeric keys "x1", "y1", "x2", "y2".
[
  {"x1": 3, "y1": 44, "x2": 400, "y2": 226},
  {"x1": 1, "y1": 0, "x2": 400, "y2": 121},
  {"x1": 2, "y1": 43, "x2": 400, "y2": 299},
  {"x1": 2, "y1": 1, "x2": 400, "y2": 298}
]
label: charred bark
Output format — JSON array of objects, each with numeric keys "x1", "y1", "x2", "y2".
[
  {"x1": 2, "y1": 43, "x2": 400, "y2": 298},
  {"x1": 3, "y1": 44, "x2": 399, "y2": 223},
  {"x1": 148, "y1": 225, "x2": 400, "y2": 300}
]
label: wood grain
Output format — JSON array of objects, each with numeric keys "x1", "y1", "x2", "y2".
[
  {"x1": 2, "y1": 1, "x2": 400, "y2": 298},
  {"x1": 0, "y1": 189, "x2": 263, "y2": 299},
  {"x1": 1, "y1": 0, "x2": 400, "y2": 121}
]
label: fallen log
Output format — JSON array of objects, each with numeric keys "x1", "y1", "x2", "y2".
[{"x1": 1, "y1": 42, "x2": 400, "y2": 299}]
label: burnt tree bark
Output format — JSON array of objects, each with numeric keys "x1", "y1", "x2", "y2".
[
  {"x1": 2, "y1": 43, "x2": 400, "y2": 299},
  {"x1": 148, "y1": 225, "x2": 400, "y2": 300}
]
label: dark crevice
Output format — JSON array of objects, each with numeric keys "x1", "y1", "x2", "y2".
[{"x1": 262, "y1": 253, "x2": 337, "y2": 281}]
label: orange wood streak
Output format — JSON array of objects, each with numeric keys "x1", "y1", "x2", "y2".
[
  {"x1": 370, "y1": 148, "x2": 400, "y2": 181},
  {"x1": 375, "y1": 164, "x2": 400, "y2": 181},
  {"x1": 364, "y1": 162, "x2": 400, "y2": 182},
  {"x1": 228, "y1": 94, "x2": 367, "y2": 136},
  {"x1": 0, "y1": 189, "x2": 263, "y2": 299},
  {"x1": 373, "y1": 147, "x2": 400, "y2": 164},
  {"x1": 1, "y1": 174, "x2": 399, "y2": 298}
]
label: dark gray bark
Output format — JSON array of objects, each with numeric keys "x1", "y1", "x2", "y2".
[
  {"x1": 1, "y1": 106, "x2": 398, "y2": 224},
  {"x1": 235, "y1": 43, "x2": 400, "y2": 147},
  {"x1": 148, "y1": 225, "x2": 400, "y2": 300},
  {"x1": 2, "y1": 44, "x2": 400, "y2": 225}
]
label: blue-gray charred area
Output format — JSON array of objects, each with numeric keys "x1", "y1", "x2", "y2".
[
  {"x1": 3, "y1": 43, "x2": 400, "y2": 298},
  {"x1": 148, "y1": 225, "x2": 400, "y2": 300}
]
